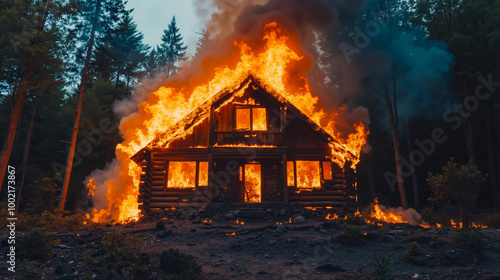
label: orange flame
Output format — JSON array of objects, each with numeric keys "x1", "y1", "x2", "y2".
[
  {"x1": 244, "y1": 164, "x2": 261, "y2": 203},
  {"x1": 367, "y1": 198, "x2": 408, "y2": 224},
  {"x1": 325, "y1": 213, "x2": 339, "y2": 220},
  {"x1": 167, "y1": 162, "x2": 197, "y2": 189},
  {"x1": 88, "y1": 22, "x2": 368, "y2": 223},
  {"x1": 234, "y1": 219, "x2": 245, "y2": 225},
  {"x1": 296, "y1": 161, "x2": 321, "y2": 189},
  {"x1": 87, "y1": 177, "x2": 97, "y2": 196}
]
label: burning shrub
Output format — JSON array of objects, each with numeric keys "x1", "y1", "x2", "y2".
[
  {"x1": 340, "y1": 213, "x2": 364, "y2": 225},
  {"x1": 85, "y1": 230, "x2": 150, "y2": 279},
  {"x1": 160, "y1": 248, "x2": 202, "y2": 280},
  {"x1": 406, "y1": 241, "x2": 421, "y2": 257},
  {"x1": 453, "y1": 228, "x2": 487, "y2": 254},
  {"x1": 486, "y1": 213, "x2": 500, "y2": 228},
  {"x1": 369, "y1": 253, "x2": 394, "y2": 280},
  {"x1": 17, "y1": 228, "x2": 58, "y2": 260}
]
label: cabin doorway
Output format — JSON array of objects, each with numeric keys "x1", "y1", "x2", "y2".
[{"x1": 239, "y1": 163, "x2": 262, "y2": 203}]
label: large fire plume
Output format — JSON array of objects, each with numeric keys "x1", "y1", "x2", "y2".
[{"x1": 86, "y1": 5, "x2": 369, "y2": 223}]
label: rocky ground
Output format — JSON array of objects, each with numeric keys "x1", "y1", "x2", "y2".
[{"x1": 1, "y1": 206, "x2": 500, "y2": 280}]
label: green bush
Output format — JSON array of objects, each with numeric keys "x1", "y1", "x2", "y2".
[
  {"x1": 419, "y1": 206, "x2": 448, "y2": 225},
  {"x1": 17, "y1": 211, "x2": 93, "y2": 231},
  {"x1": 453, "y1": 228, "x2": 487, "y2": 254},
  {"x1": 406, "y1": 241, "x2": 421, "y2": 257},
  {"x1": 369, "y1": 253, "x2": 394, "y2": 280},
  {"x1": 486, "y1": 213, "x2": 500, "y2": 228},
  {"x1": 85, "y1": 230, "x2": 150, "y2": 279},
  {"x1": 429, "y1": 233, "x2": 440, "y2": 248},
  {"x1": 17, "y1": 229, "x2": 58, "y2": 260},
  {"x1": 160, "y1": 248, "x2": 202, "y2": 280},
  {"x1": 427, "y1": 158, "x2": 487, "y2": 228},
  {"x1": 342, "y1": 224, "x2": 363, "y2": 240}
]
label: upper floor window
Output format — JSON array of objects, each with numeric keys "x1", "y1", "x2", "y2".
[{"x1": 235, "y1": 107, "x2": 267, "y2": 131}]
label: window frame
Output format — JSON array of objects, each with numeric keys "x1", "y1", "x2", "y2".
[
  {"x1": 234, "y1": 106, "x2": 268, "y2": 131},
  {"x1": 164, "y1": 160, "x2": 209, "y2": 189}
]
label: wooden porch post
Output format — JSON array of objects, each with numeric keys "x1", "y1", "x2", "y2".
[
  {"x1": 208, "y1": 153, "x2": 214, "y2": 204},
  {"x1": 282, "y1": 153, "x2": 288, "y2": 203}
]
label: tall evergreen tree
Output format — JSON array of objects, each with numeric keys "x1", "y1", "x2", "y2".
[
  {"x1": 68, "y1": 0, "x2": 127, "y2": 87},
  {"x1": 105, "y1": 14, "x2": 149, "y2": 88},
  {"x1": 143, "y1": 46, "x2": 159, "y2": 78},
  {"x1": 0, "y1": 0, "x2": 76, "y2": 192},
  {"x1": 158, "y1": 16, "x2": 187, "y2": 77}
]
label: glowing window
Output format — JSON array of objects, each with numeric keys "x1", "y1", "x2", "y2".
[
  {"x1": 296, "y1": 161, "x2": 321, "y2": 189},
  {"x1": 244, "y1": 164, "x2": 261, "y2": 203},
  {"x1": 235, "y1": 107, "x2": 267, "y2": 131},
  {"x1": 236, "y1": 108, "x2": 251, "y2": 130},
  {"x1": 167, "y1": 162, "x2": 196, "y2": 189},
  {"x1": 322, "y1": 162, "x2": 332, "y2": 180},
  {"x1": 198, "y1": 162, "x2": 208, "y2": 186},
  {"x1": 287, "y1": 161, "x2": 295, "y2": 186},
  {"x1": 252, "y1": 108, "x2": 267, "y2": 130}
]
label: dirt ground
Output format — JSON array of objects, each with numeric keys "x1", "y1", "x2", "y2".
[{"x1": 1, "y1": 207, "x2": 500, "y2": 280}]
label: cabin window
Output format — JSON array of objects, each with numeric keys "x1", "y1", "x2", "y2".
[
  {"x1": 198, "y1": 161, "x2": 209, "y2": 186},
  {"x1": 287, "y1": 161, "x2": 295, "y2": 186},
  {"x1": 167, "y1": 162, "x2": 196, "y2": 189},
  {"x1": 322, "y1": 161, "x2": 332, "y2": 180},
  {"x1": 235, "y1": 107, "x2": 267, "y2": 131},
  {"x1": 235, "y1": 108, "x2": 251, "y2": 130},
  {"x1": 252, "y1": 108, "x2": 267, "y2": 130},
  {"x1": 296, "y1": 161, "x2": 321, "y2": 189}
]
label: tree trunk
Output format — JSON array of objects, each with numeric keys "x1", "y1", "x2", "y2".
[
  {"x1": 0, "y1": 0, "x2": 50, "y2": 191},
  {"x1": 460, "y1": 200, "x2": 469, "y2": 228},
  {"x1": 404, "y1": 105, "x2": 419, "y2": 210},
  {"x1": 115, "y1": 71, "x2": 120, "y2": 88},
  {"x1": 385, "y1": 92, "x2": 408, "y2": 209},
  {"x1": 486, "y1": 103, "x2": 499, "y2": 208},
  {"x1": 464, "y1": 118, "x2": 476, "y2": 164},
  {"x1": 462, "y1": 82, "x2": 476, "y2": 164},
  {"x1": 367, "y1": 151, "x2": 376, "y2": 200},
  {"x1": 0, "y1": 59, "x2": 34, "y2": 192},
  {"x1": 58, "y1": 0, "x2": 101, "y2": 215},
  {"x1": 16, "y1": 98, "x2": 38, "y2": 210}
]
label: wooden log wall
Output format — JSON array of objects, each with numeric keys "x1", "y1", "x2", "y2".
[
  {"x1": 287, "y1": 163, "x2": 347, "y2": 209},
  {"x1": 142, "y1": 152, "x2": 210, "y2": 210},
  {"x1": 343, "y1": 166, "x2": 357, "y2": 213},
  {"x1": 138, "y1": 151, "x2": 152, "y2": 213}
]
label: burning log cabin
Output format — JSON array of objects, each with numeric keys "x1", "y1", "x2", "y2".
[{"x1": 131, "y1": 74, "x2": 357, "y2": 214}]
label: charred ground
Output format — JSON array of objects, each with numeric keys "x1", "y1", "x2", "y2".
[{"x1": 1, "y1": 206, "x2": 500, "y2": 280}]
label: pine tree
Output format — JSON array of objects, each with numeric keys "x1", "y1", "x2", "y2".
[
  {"x1": 106, "y1": 14, "x2": 149, "y2": 87},
  {"x1": 158, "y1": 16, "x2": 187, "y2": 77},
  {"x1": 192, "y1": 29, "x2": 213, "y2": 63},
  {"x1": 68, "y1": 0, "x2": 128, "y2": 86},
  {"x1": 143, "y1": 46, "x2": 159, "y2": 78}
]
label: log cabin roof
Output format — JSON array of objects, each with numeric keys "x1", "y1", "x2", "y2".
[{"x1": 131, "y1": 73, "x2": 349, "y2": 164}]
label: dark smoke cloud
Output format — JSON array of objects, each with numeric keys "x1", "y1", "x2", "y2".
[{"x1": 188, "y1": 0, "x2": 372, "y2": 138}]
